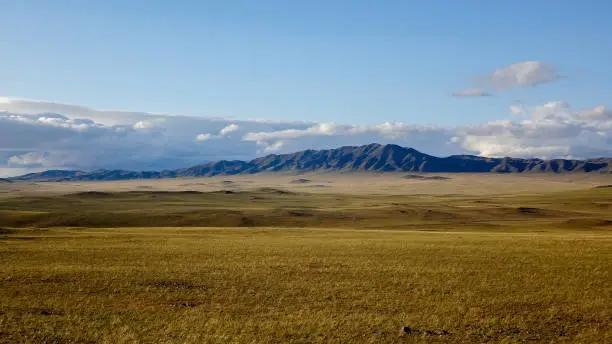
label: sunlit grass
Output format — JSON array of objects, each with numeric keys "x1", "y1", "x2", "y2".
[
  {"x1": 0, "y1": 185, "x2": 611, "y2": 343},
  {"x1": 1, "y1": 227, "x2": 611, "y2": 343}
]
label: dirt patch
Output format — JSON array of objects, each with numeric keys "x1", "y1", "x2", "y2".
[
  {"x1": 70, "y1": 190, "x2": 207, "y2": 198},
  {"x1": 421, "y1": 209, "x2": 458, "y2": 220},
  {"x1": 142, "y1": 280, "x2": 206, "y2": 290},
  {"x1": 400, "y1": 326, "x2": 450, "y2": 337},
  {"x1": 124, "y1": 191, "x2": 204, "y2": 196},
  {"x1": 516, "y1": 207, "x2": 542, "y2": 214},
  {"x1": 168, "y1": 300, "x2": 203, "y2": 308},
  {"x1": 29, "y1": 308, "x2": 64, "y2": 316},
  {"x1": 213, "y1": 190, "x2": 236, "y2": 195},
  {"x1": 72, "y1": 191, "x2": 113, "y2": 197},
  {"x1": 256, "y1": 187, "x2": 295, "y2": 195},
  {"x1": 285, "y1": 210, "x2": 315, "y2": 217},
  {"x1": 595, "y1": 184, "x2": 612, "y2": 188},
  {"x1": 147, "y1": 191, "x2": 203, "y2": 195},
  {"x1": 403, "y1": 174, "x2": 450, "y2": 181}
]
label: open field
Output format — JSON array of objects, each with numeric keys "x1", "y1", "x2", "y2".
[
  {"x1": 0, "y1": 174, "x2": 611, "y2": 231},
  {"x1": 2, "y1": 172, "x2": 612, "y2": 197},
  {"x1": 1, "y1": 174, "x2": 611, "y2": 343},
  {"x1": 1, "y1": 228, "x2": 611, "y2": 343}
]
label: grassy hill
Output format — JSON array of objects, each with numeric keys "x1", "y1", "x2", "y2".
[{"x1": 0, "y1": 187, "x2": 610, "y2": 231}]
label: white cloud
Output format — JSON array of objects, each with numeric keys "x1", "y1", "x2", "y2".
[
  {"x1": 194, "y1": 123, "x2": 241, "y2": 142},
  {"x1": 219, "y1": 123, "x2": 239, "y2": 136},
  {"x1": 1, "y1": 97, "x2": 610, "y2": 177},
  {"x1": 486, "y1": 61, "x2": 562, "y2": 90},
  {"x1": 243, "y1": 122, "x2": 337, "y2": 142},
  {"x1": 133, "y1": 120, "x2": 155, "y2": 130},
  {"x1": 0, "y1": 167, "x2": 47, "y2": 178},
  {"x1": 242, "y1": 123, "x2": 338, "y2": 153},
  {"x1": 196, "y1": 133, "x2": 213, "y2": 141},
  {"x1": 243, "y1": 122, "x2": 452, "y2": 154},
  {"x1": 263, "y1": 141, "x2": 284, "y2": 153},
  {"x1": 6, "y1": 150, "x2": 79, "y2": 169},
  {"x1": 452, "y1": 88, "x2": 491, "y2": 97},
  {"x1": 8, "y1": 152, "x2": 49, "y2": 167},
  {"x1": 454, "y1": 61, "x2": 563, "y2": 97},
  {"x1": 452, "y1": 102, "x2": 612, "y2": 159}
]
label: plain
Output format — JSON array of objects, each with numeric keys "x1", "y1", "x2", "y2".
[{"x1": 0, "y1": 173, "x2": 611, "y2": 343}]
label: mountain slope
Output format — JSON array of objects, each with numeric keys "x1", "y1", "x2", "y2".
[{"x1": 9, "y1": 144, "x2": 612, "y2": 181}]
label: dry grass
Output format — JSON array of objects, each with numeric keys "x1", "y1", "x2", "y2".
[
  {"x1": 1, "y1": 228, "x2": 611, "y2": 343},
  {"x1": 0, "y1": 186, "x2": 610, "y2": 232},
  {"x1": 0, "y1": 174, "x2": 611, "y2": 343},
  {"x1": 2, "y1": 172, "x2": 611, "y2": 198}
]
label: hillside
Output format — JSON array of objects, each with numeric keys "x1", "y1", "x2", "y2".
[{"x1": 9, "y1": 143, "x2": 612, "y2": 181}]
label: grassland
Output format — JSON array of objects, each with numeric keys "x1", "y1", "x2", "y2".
[{"x1": 0, "y1": 174, "x2": 611, "y2": 343}]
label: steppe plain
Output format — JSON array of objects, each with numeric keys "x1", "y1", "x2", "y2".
[{"x1": 1, "y1": 173, "x2": 611, "y2": 343}]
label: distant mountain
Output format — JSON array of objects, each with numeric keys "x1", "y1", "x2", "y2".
[
  {"x1": 0, "y1": 178, "x2": 12, "y2": 183},
  {"x1": 9, "y1": 144, "x2": 612, "y2": 182}
]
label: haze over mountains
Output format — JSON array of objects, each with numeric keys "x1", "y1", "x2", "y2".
[{"x1": 9, "y1": 144, "x2": 612, "y2": 182}]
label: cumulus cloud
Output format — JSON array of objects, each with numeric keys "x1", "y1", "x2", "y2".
[
  {"x1": 243, "y1": 123, "x2": 340, "y2": 152},
  {"x1": 133, "y1": 121, "x2": 155, "y2": 130},
  {"x1": 452, "y1": 88, "x2": 491, "y2": 97},
  {"x1": 452, "y1": 102, "x2": 612, "y2": 158},
  {"x1": 195, "y1": 123, "x2": 241, "y2": 142},
  {"x1": 1, "y1": 97, "x2": 611, "y2": 177},
  {"x1": 244, "y1": 123, "x2": 336, "y2": 142},
  {"x1": 219, "y1": 123, "x2": 239, "y2": 136}
]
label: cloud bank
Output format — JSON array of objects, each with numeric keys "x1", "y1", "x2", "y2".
[{"x1": 1, "y1": 97, "x2": 611, "y2": 177}]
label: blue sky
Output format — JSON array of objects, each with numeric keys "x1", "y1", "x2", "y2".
[
  {"x1": 2, "y1": 1, "x2": 612, "y2": 176},
  {"x1": 2, "y1": 0, "x2": 611, "y2": 126}
]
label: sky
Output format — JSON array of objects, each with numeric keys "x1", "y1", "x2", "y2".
[{"x1": 1, "y1": 1, "x2": 612, "y2": 176}]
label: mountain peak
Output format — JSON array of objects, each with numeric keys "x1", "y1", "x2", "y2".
[{"x1": 8, "y1": 144, "x2": 612, "y2": 181}]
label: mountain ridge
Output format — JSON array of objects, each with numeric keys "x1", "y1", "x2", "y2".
[{"x1": 8, "y1": 143, "x2": 612, "y2": 181}]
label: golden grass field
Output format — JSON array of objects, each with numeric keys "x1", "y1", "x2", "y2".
[{"x1": 0, "y1": 173, "x2": 611, "y2": 343}]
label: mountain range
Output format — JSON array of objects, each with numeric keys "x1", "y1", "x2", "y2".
[{"x1": 8, "y1": 143, "x2": 612, "y2": 182}]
